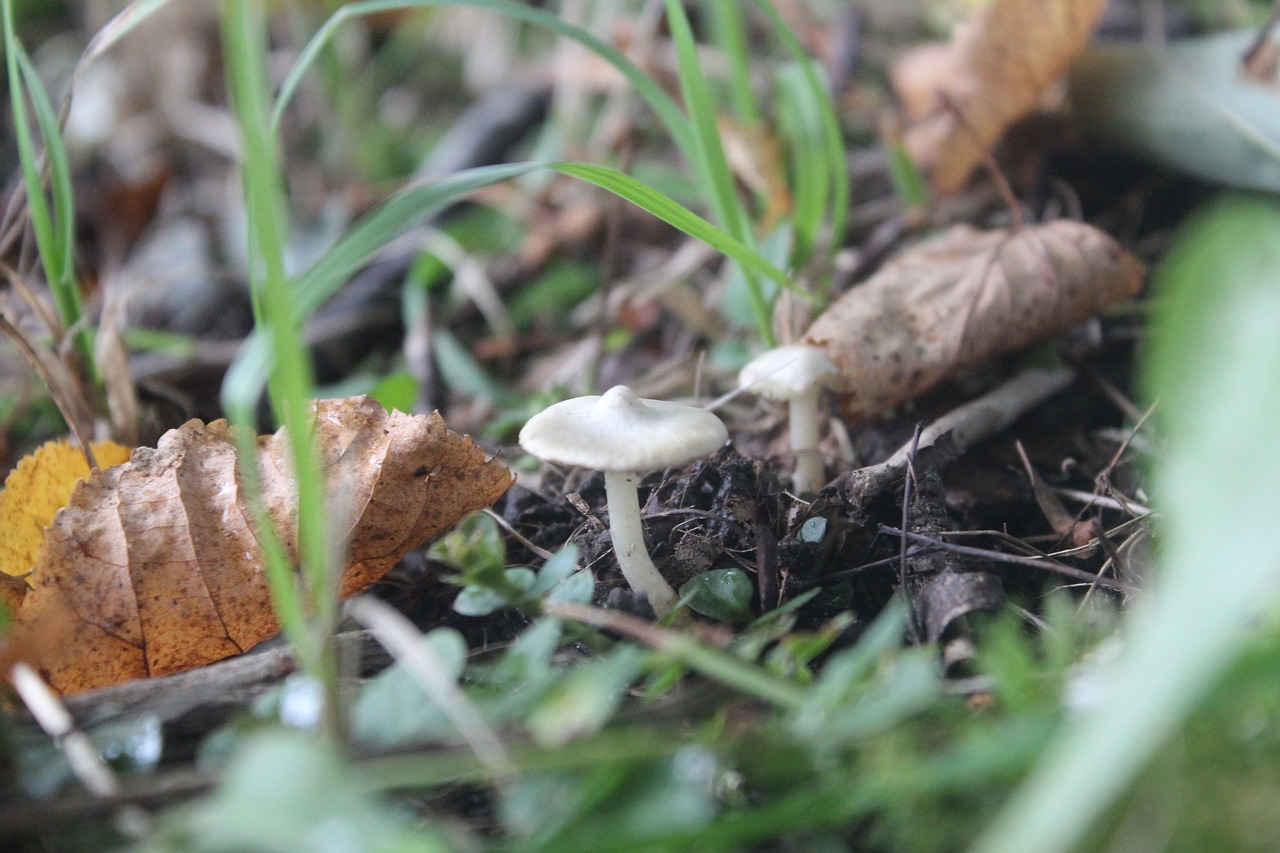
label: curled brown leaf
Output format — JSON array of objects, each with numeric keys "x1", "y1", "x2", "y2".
[
  {"x1": 19, "y1": 397, "x2": 513, "y2": 695},
  {"x1": 892, "y1": 0, "x2": 1108, "y2": 193},
  {"x1": 803, "y1": 220, "x2": 1145, "y2": 421}
]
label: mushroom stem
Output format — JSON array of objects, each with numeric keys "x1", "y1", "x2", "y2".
[
  {"x1": 603, "y1": 470, "x2": 679, "y2": 615},
  {"x1": 788, "y1": 393, "x2": 824, "y2": 495}
]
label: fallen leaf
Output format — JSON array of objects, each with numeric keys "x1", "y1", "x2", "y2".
[
  {"x1": 0, "y1": 439, "x2": 134, "y2": 583},
  {"x1": 892, "y1": 0, "x2": 1108, "y2": 193},
  {"x1": 802, "y1": 220, "x2": 1145, "y2": 421},
  {"x1": 18, "y1": 397, "x2": 513, "y2": 695}
]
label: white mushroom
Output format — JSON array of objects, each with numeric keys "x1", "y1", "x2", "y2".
[
  {"x1": 518, "y1": 386, "x2": 727, "y2": 616},
  {"x1": 738, "y1": 344, "x2": 841, "y2": 495}
]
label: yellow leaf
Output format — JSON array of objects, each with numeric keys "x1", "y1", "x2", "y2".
[{"x1": 0, "y1": 440, "x2": 133, "y2": 581}]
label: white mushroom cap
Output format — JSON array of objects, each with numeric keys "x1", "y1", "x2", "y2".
[
  {"x1": 738, "y1": 345, "x2": 841, "y2": 400},
  {"x1": 519, "y1": 385, "x2": 727, "y2": 472}
]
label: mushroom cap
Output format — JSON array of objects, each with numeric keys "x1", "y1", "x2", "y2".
[
  {"x1": 738, "y1": 344, "x2": 841, "y2": 400},
  {"x1": 519, "y1": 385, "x2": 728, "y2": 472}
]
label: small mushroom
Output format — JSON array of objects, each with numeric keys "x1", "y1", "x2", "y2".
[
  {"x1": 738, "y1": 344, "x2": 841, "y2": 495},
  {"x1": 518, "y1": 385, "x2": 727, "y2": 616}
]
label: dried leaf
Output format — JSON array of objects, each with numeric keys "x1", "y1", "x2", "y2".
[
  {"x1": 892, "y1": 0, "x2": 1108, "y2": 193},
  {"x1": 0, "y1": 440, "x2": 133, "y2": 583},
  {"x1": 18, "y1": 397, "x2": 513, "y2": 695},
  {"x1": 803, "y1": 220, "x2": 1145, "y2": 421}
]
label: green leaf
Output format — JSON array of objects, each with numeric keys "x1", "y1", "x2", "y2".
[
  {"x1": 776, "y1": 62, "x2": 829, "y2": 266},
  {"x1": 526, "y1": 645, "x2": 647, "y2": 748},
  {"x1": 1069, "y1": 31, "x2": 1280, "y2": 190},
  {"x1": 159, "y1": 729, "x2": 449, "y2": 852},
  {"x1": 368, "y1": 371, "x2": 418, "y2": 414},
  {"x1": 351, "y1": 629, "x2": 468, "y2": 749},
  {"x1": 680, "y1": 568, "x2": 755, "y2": 624},
  {"x1": 975, "y1": 194, "x2": 1280, "y2": 852},
  {"x1": 453, "y1": 567, "x2": 536, "y2": 616},
  {"x1": 530, "y1": 545, "x2": 595, "y2": 605}
]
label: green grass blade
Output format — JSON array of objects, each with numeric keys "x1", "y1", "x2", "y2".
[
  {"x1": 706, "y1": 0, "x2": 760, "y2": 125},
  {"x1": 752, "y1": 0, "x2": 849, "y2": 252},
  {"x1": 664, "y1": 0, "x2": 773, "y2": 343},
  {"x1": 663, "y1": 0, "x2": 753, "y2": 243},
  {"x1": 3, "y1": 4, "x2": 95, "y2": 375},
  {"x1": 4, "y1": 14, "x2": 58, "y2": 290},
  {"x1": 974, "y1": 194, "x2": 1280, "y2": 852},
  {"x1": 220, "y1": 0, "x2": 331, "y2": 695},
  {"x1": 552, "y1": 161, "x2": 788, "y2": 292},
  {"x1": 885, "y1": 133, "x2": 930, "y2": 209},
  {"x1": 294, "y1": 162, "x2": 536, "y2": 318},
  {"x1": 273, "y1": 0, "x2": 694, "y2": 157},
  {"x1": 228, "y1": 158, "x2": 791, "y2": 409},
  {"x1": 775, "y1": 62, "x2": 828, "y2": 267}
]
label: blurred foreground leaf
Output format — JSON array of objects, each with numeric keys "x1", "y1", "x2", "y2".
[
  {"x1": 1070, "y1": 31, "x2": 1280, "y2": 190},
  {"x1": 976, "y1": 194, "x2": 1280, "y2": 852}
]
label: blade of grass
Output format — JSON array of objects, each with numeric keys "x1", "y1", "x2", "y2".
[
  {"x1": 1, "y1": 3, "x2": 93, "y2": 371},
  {"x1": 220, "y1": 0, "x2": 337, "y2": 728},
  {"x1": 663, "y1": 0, "x2": 753, "y2": 243},
  {"x1": 227, "y1": 159, "x2": 790, "y2": 408},
  {"x1": 705, "y1": 0, "x2": 760, "y2": 125},
  {"x1": 752, "y1": 0, "x2": 849, "y2": 254},
  {"x1": 273, "y1": 0, "x2": 694, "y2": 158},
  {"x1": 551, "y1": 162, "x2": 789, "y2": 292},
  {"x1": 775, "y1": 62, "x2": 828, "y2": 267},
  {"x1": 664, "y1": 0, "x2": 773, "y2": 344},
  {"x1": 885, "y1": 132, "x2": 931, "y2": 209}
]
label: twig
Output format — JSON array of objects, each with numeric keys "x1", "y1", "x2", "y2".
[
  {"x1": 9, "y1": 662, "x2": 119, "y2": 797},
  {"x1": 483, "y1": 508, "x2": 557, "y2": 561},
  {"x1": 935, "y1": 89, "x2": 1024, "y2": 229},
  {"x1": 543, "y1": 601, "x2": 807, "y2": 710},
  {"x1": 900, "y1": 423, "x2": 923, "y2": 643},
  {"x1": 883, "y1": 366, "x2": 1077, "y2": 467},
  {"x1": 878, "y1": 525, "x2": 1138, "y2": 595}
]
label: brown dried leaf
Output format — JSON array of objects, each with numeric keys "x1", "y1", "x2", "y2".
[
  {"x1": 803, "y1": 220, "x2": 1145, "y2": 421},
  {"x1": 19, "y1": 397, "x2": 513, "y2": 695},
  {"x1": 891, "y1": 0, "x2": 1108, "y2": 193}
]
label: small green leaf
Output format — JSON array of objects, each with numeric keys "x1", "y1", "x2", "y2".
[
  {"x1": 351, "y1": 629, "x2": 467, "y2": 749},
  {"x1": 526, "y1": 645, "x2": 647, "y2": 748},
  {"x1": 680, "y1": 568, "x2": 755, "y2": 624},
  {"x1": 170, "y1": 729, "x2": 448, "y2": 852},
  {"x1": 529, "y1": 545, "x2": 581, "y2": 597},
  {"x1": 368, "y1": 371, "x2": 418, "y2": 414},
  {"x1": 453, "y1": 568, "x2": 536, "y2": 616}
]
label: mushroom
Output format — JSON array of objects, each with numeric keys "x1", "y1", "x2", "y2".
[
  {"x1": 738, "y1": 344, "x2": 841, "y2": 495},
  {"x1": 518, "y1": 385, "x2": 727, "y2": 616}
]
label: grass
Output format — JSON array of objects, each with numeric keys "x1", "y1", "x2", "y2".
[{"x1": 4, "y1": 3, "x2": 1280, "y2": 853}]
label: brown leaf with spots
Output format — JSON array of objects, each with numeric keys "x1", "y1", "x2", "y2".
[
  {"x1": 18, "y1": 397, "x2": 513, "y2": 695},
  {"x1": 803, "y1": 220, "x2": 1145, "y2": 421},
  {"x1": 891, "y1": 0, "x2": 1108, "y2": 193}
]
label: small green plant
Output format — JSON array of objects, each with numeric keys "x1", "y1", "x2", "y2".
[{"x1": 2, "y1": 0, "x2": 91, "y2": 372}]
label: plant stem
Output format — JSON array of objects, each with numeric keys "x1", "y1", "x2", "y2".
[{"x1": 221, "y1": 0, "x2": 340, "y2": 740}]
